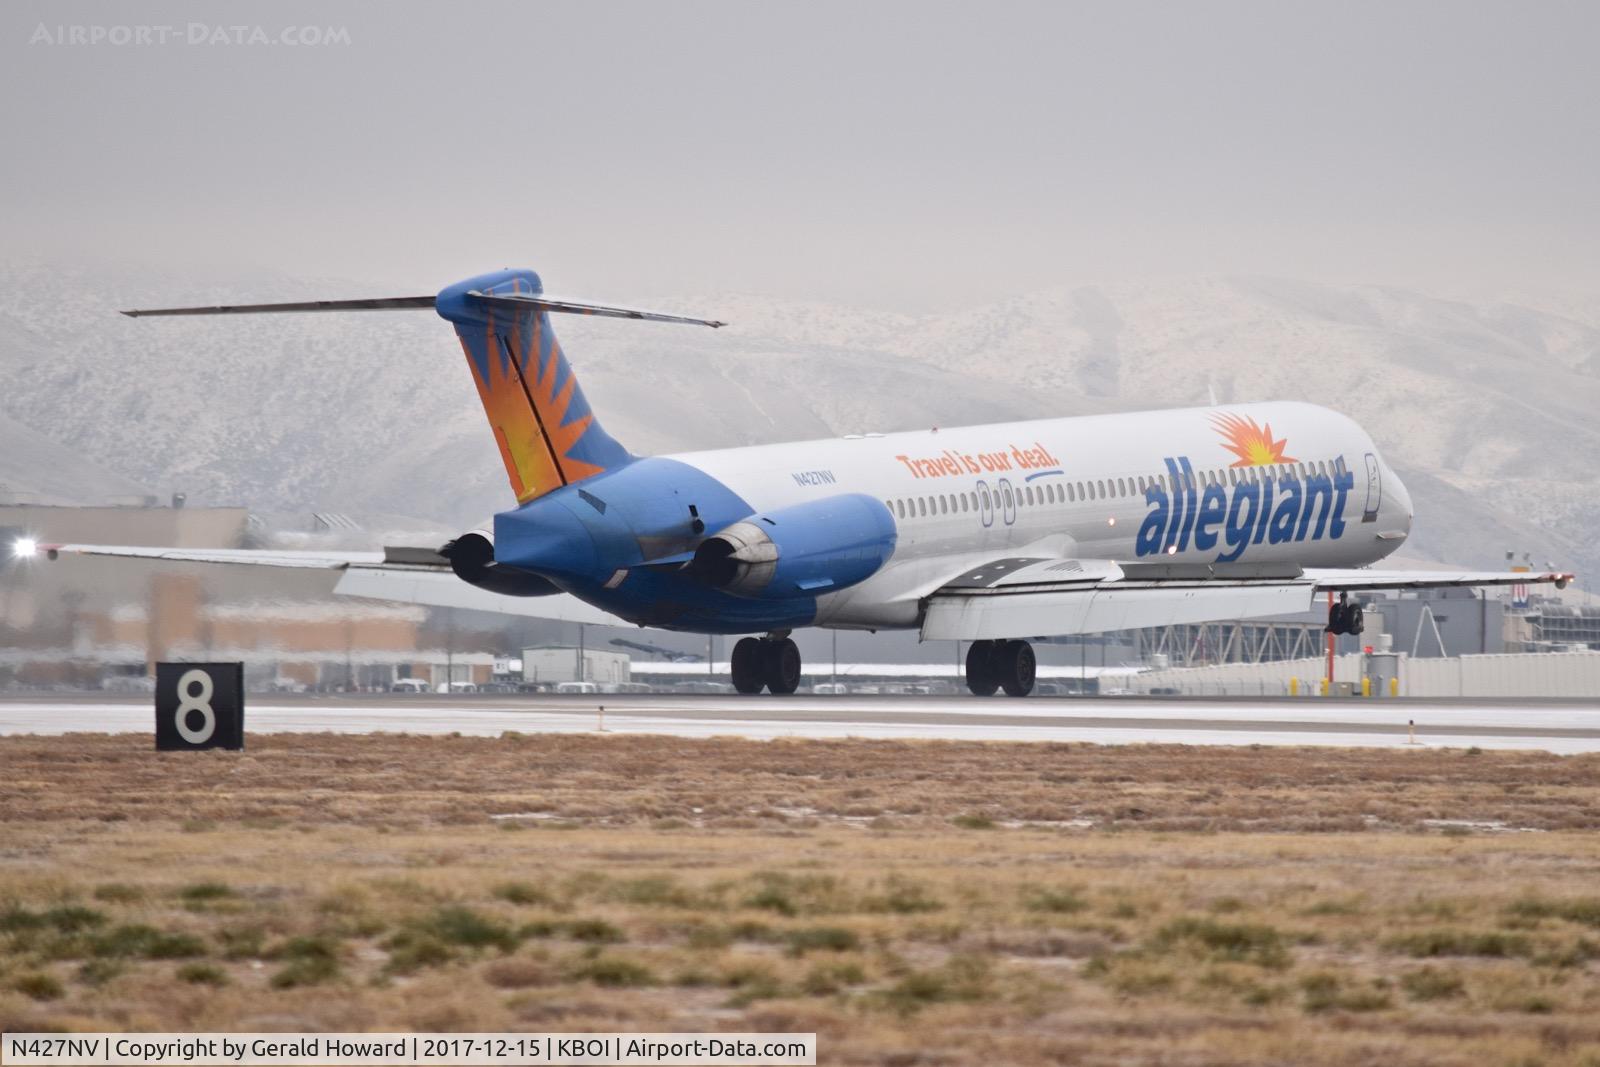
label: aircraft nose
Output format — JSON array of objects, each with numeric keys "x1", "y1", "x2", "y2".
[{"x1": 1388, "y1": 465, "x2": 1414, "y2": 537}]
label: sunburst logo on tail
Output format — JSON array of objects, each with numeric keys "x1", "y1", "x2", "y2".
[
  {"x1": 1212, "y1": 412, "x2": 1296, "y2": 467},
  {"x1": 516, "y1": 315, "x2": 604, "y2": 484},
  {"x1": 438, "y1": 268, "x2": 633, "y2": 505},
  {"x1": 462, "y1": 311, "x2": 607, "y2": 504}
]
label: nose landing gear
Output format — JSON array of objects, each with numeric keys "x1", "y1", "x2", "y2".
[
  {"x1": 965, "y1": 639, "x2": 1035, "y2": 697},
  {"x1": 731, "y1": 633, "x2": 801, "y2": 695}
]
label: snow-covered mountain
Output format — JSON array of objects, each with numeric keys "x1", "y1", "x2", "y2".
[
  {"x1": 0, "y1": 408, "x2": 152, "y2": 506},
  {"x1": 0, "y1": 261, "x2": 1593, "y2": 579}
]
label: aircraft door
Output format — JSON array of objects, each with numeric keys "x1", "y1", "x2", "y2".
[
  {"x1": 976, "y1": 481, "x2": 995, "y2": 528},
  {"x1": 998, "y1": 478, "x2": 1017, "y2": 526},
  {"x1": 1362, "y1": 453, "x2": 1381, "y2": 523}
]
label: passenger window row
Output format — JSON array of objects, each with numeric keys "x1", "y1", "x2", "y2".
[{"x1": 886, "y1": 457, "x2": 1346, "y2": 521}]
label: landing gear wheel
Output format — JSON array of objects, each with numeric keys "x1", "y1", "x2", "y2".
[
  {"x1": 965, "y1": 641, "x2": 1000, "y2": 696},
  {"x1": 731, "y1": 637, "x2": 765, "y2": 694},
  {"x1": 998, "y1": 639, "x2": 1036, "y2": 697},
  {"x1": 762, "y1": 637, "x2": 802, "y2": 695}
]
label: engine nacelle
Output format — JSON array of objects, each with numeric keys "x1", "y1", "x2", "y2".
[
  {"x1": 688, "y1": 493, "x2": 895, "y2": 599},
  {"x1": 440, "y1": 529, "x2": 561, "y2": 597}
]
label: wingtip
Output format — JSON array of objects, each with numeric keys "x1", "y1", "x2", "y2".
[{"x1": 120, "y1": 310, "x2": 140, "y2": 318}]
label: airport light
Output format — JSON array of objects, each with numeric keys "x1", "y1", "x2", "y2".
[{"x1": 12, "y1": 537, "x2": 37, "y2": 559}]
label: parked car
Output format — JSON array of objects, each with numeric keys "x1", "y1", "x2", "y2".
[{"x1": 390, "y1": 678, "x2": 431, "y2": 693}]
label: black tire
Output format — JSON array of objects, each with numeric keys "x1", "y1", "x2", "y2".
[
  {"x1": 763, "y1": 637, "x2": 802, "y2": 695},
  {"x1": 731, "y1": 637, "x2": 765, "y2": 694},
  {"x1": 999, "y1": 639, "x2": 1036, "y2": 697},
  {"x1": 965, "y1": 640, "x2": 1000, "y2": 696}
]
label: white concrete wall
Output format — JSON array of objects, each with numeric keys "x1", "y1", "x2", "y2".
[
  {"x1": 1400, "y1": 651, "x2": 1600, "y2": 698},
  {"x1": 1130, "y1": 653, "x2": 1365, "y2": 697},
  {"x1": 1129, "y1": 651, "x2": 1600, "y2": 698}
]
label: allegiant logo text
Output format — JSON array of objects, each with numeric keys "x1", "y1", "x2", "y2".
[{"x1": 1136, "y1": 457, "x2": 1355, "y2": 562}]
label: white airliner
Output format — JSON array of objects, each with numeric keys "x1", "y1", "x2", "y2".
[{"x1": 29, "y1": 268, "x2": 1573, "y2": 696}]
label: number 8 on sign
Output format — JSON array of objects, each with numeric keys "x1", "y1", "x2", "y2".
[
  {"x1": 154, "y1": 662, "x2": 242, "y2": 751},
  {"x1": 174, "y1": 668, "x2": 216, "y2": 744}
]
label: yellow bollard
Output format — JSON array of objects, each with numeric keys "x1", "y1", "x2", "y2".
[
  {"x1": 1362, "y1": 676, "x2": 1371, "y2": 698},
  {"x1": 1389, "y1": 677, "x2": 1399, "y2": 698},
  {"x1": 1319, "y1": 677, "x2": 1328, "y2": 697},
  {"x1": 1289, "y1": 677, "x2": 1299, "y2": 697}
]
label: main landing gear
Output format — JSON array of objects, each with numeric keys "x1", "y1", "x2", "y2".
[
  {"x1": 966, "y1": 639, "x2": 1036, "y2": 697},
  {"x1": 1325, "y1": 591, "x2": 1365, "y2": 636},
  {"x1": 731, "y1": 633, "x2": 801, "y2": 695}
]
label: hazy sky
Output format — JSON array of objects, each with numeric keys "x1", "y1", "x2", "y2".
[{"x1": 4, "y1": 0, "x2": 1596, "y2": 310}]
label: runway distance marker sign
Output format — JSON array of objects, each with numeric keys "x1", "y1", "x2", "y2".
[{"x1": 154, "y1": 662, "x2": 244, "y2": 751}]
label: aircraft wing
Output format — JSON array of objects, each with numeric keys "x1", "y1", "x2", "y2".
[
  {"x1": 919, "y1": 557, "x2": 1575, "y2": 641},
  {"x1": 34, "y1": 542, "x2": 627, "y2": 625},
  {"x1": 1300, "y1": 567, "x2": 1575, "y2": 592},
  {"x1": 38, "y1": 544, "x2": 390, "y2": 568},
  {"x1": 331, "y1": 567, "x2": 622, "y2": 624}
]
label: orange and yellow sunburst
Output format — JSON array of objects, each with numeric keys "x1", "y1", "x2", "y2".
[
  {"x1": 463, "y1": 328, "x2": 556, "y2": 503},
  {"x1": 1212, "y1": 412, "x2": 1296, "y2": 467},
  {"x1": 519, "y1": 315, "x2": 604, "y2": 485},
  {"x1": 462, "y1": 311, "x2": 606, "y2": 503}
]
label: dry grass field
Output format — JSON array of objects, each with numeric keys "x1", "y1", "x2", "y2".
[{"x1": 3, "y1": 732, "x2": 1600, "y2": 1066}]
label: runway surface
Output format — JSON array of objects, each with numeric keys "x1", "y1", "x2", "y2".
[{"x1": 3, "y1": 693, "x2": 1600, "y2": 752}]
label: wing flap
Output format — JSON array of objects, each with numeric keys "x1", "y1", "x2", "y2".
[
  {"x1": 922, "y1": 589, "x2": 1096, "y2": 642},
  {"x1": 334, "y1": 568, "x2": 624, "y2": 624},
  {"x1": 922, "y1": 583, "x2": 1313, "y2": 640},
  {"x1": 920, "y1": 555, "x2": 1574, "y2": 641},
  {"x1": 38, "y1": 542, "x2": 624, "y2": 625}
]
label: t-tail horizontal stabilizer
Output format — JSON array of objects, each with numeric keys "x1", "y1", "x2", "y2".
[
  {"x1": 118, "y1": 267, "x2": 727, "y2": 506},
  {"x1": 120, "y1": 296, "x2": 438, "y2": 317},
  {"x1": 120, "y1": 293, "x2": 726, "y2": 327}
]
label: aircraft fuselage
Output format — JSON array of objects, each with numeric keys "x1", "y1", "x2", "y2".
[{"x1": 493, "y1": 400, "x2": 1413, "y2": 634}]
